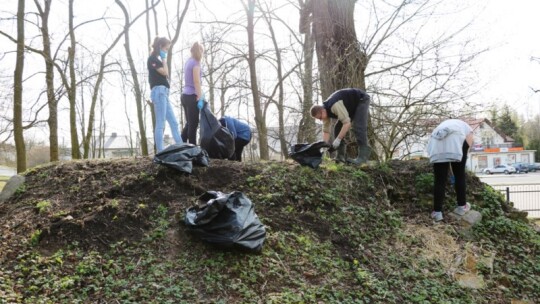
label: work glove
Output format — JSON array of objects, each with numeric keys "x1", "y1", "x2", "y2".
[
  {"x1": 197, "y1": 93, "x2": 205, "y2": 110},
  {"x1": 332, "y1": 137, "x2": 342, "y2": 150}
]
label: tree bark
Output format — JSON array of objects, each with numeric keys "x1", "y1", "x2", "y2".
[
  {"x1": 297, "y1": 0, "x2": 317, "y2": 143},
  {"x1": 311, "y1": 0, "x2": 366, "y2": 97},
  {"x1": 34, "y1": 0, "x2": 59, "y2": 162},
  {"x1": 14, "y1": 0, "x2": 26, "y2": 172},
  {"x1": 242, "y1": 0, "x2": 269, "y2": 160},
  {"x1": 260, "y1": 2, "x2": 288, "y2": 158},
  {"x1": 68, "y1": 0, "x2": 81, "y2": 159},
  {"x1": 115, "y1": 0, "x2": 149, "y2": 156}
]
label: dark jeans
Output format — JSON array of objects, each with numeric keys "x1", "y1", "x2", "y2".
[
  {"x1": 230, "y1": 138, "x2": 250, "y2": 161},
  {"x1": 181, "y1": 94, "x2": 199, "y2": 144},
  {"x1": 334, "y1": 96, "x2": 370, "y2": 146},
  {"x1": 433, "y1": 141, "x2": 469, "y2": 212}
]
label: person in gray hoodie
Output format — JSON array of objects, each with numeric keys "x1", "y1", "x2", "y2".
[{"x1": 426, "y1": 119, "x2": 474, "y2": 221}]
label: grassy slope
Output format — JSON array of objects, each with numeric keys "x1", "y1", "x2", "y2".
[{"x1": 0, "y1": 158, "x2": 538, "y2": 303}]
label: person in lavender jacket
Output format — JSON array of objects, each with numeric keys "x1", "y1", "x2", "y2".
[
  {"x1": 219, "y1": 116, "x2": 252, "y2": 162},
  {"x1": 181, "y1": 42, "x2": 205, "y2": 144}
]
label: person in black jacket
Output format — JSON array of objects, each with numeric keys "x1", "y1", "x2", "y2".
[
  {"x1": 310, "y1": 88, "x2": 371, "y2": 164},
  {"x1": 147, "y1": 37, "x2": 183, "y2": 153}
]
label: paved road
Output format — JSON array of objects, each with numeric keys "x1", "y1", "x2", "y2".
[
  {"x1": 0, "y1": 166, "x2": 16, "y2": 177},
  {"x1": 477, "y1": 171, "x2": 540, "y2": 185},
  {"x1": 476, "y1": 172, "x2": 540, "y2": 218}
]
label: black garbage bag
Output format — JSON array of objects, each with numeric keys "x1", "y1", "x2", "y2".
[
  {"x1": 289, "y1": 141, "x2": 331, "y2": 169},
  {"x1": 153, "y1": 143, "x2": 209, "y2": 174},
  {"x1": 199, "y1": 103, "x2": 235, "y2": 159},
  {"x1": 185, "y1": 191, "x2": 266, "y2": 252}
]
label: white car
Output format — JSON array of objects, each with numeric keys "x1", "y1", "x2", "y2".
[{"x1": 483, "y1": 164, "x2": 516, "y2": 175}]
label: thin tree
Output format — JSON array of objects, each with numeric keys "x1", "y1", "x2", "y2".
[
  {"x1": 241, "y1": 0, "x2": 269, "y2": 160},
  {"x1": 13, "y1": 0, "x2": 26, "y2": 172},
  {"x1": 67, "y1": 0, "x2": 80, "y2": 158},
  {"x1": 81, "y1": 0, "x2": 161, "y2": 158},
  {"x1": 297, "y1": 0, "x2": 316, "y2": 143},
  {"x1": 33, "y1": 0, "x2": 59, "y2": 161},
  {"x1": 115, "y1": 0, "x2": 149, "y2": 156}
]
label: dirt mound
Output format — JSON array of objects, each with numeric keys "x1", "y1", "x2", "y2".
[
  {"x1": 0, "y1": 157, "x2": 486, "y2": 256},
  {"x1": 0, "y1": 158, "x2": 261, "y2": 255},
  {"x1": 1, "y1": 157, "x2": 537, "y2": 303}
]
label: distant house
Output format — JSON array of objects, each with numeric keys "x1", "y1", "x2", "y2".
[
  {"x1": 395, "y1": 118, "x2": 536, "y2": 173},
  {"x1": 100, "y1": 132, "x2": 140, "y2": 158},
  {"x1": 60, "y1": 133, "x2": 145, "y2": 159}
]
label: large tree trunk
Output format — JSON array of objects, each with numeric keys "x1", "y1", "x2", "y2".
[
  {"x1": 243, "y1": 0, "x2": 269, "y2": 160},
  {"x1": 297, "y1": 0, "x2": 317, "y2": 143},
  {"x1": 35, "y1": 0, "x2": 59, "y2": 162},
  {"x1": 68, "y1": 0, "x2": 81, "y2": 159},
  {"x1": 14, "y1": 0, "x2": 26, "y2": 173},
  {"x1": 311, "y1": 0, "x2": 366, "y2": 97}
]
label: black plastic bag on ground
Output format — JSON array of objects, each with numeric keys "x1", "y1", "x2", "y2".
[
  {"x1": 153, "y1": 143, "x2": 209, "y2": 174},
  {"x1": 289, "y1": 141, "x2": 331, "y2": 169},
  {"x1": 185, "y1": 191, "x2": 266, "y2": 252},
  {"x1": 199, "y1": 103, "x2": 235, "y2": 159}
]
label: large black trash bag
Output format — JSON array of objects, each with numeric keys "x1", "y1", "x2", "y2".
[
  {"x1": 289, "y1": 141, "x2": 331, "y2": 169},
  {"x1": 153, "y1": 143, "x2": 209, "y2": 174},
  {"x1": 199, "y1": 103, "x2": 235, "y2": 159},
  {"x1": 185, "y1": 191, "x2": 266, "y2": 252}
]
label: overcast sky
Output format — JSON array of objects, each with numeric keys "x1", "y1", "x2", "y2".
[
  {"x1": 469, "y1": 0, "x2": 540, "y2": 118},
  {"x1": 1, "y1": 0, "x2": 540, "y2": 144}
]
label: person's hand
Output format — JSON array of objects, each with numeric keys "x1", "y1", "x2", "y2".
[
  {"x1": 332, "y1": 137, "x2": 341, "y2": 149},
  {"x1": 197, "y1": 99, "x2": 204, "y2": 110}
]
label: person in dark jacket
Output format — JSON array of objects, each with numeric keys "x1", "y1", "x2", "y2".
[
  {"x1": 147, "y1": 37, "x2": 183, "y2": 153},
  {"x1": 219, "y1": 116, "x2": 252, "y2": 161},
  {"x1": 310, "y1": 88, "x2": 371, "y2": 164}
]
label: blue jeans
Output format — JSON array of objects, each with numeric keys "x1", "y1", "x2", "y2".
[{"x1": 151, "y1": 86, "x2": 182, "y2": 152}]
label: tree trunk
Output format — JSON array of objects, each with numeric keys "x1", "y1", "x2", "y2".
[
  {"x1": 243, "y1": 0, "x2": 269, "y2": 160},
  {"x1": 145, "y1": 0, "x2": 157, "y2": 153},
  {"x1": 116, "y1": 0, "x2": 149, "y2": 156},
  {"x1": 14, "y1": 0, "x2": 26, "y2": 173},
  {"x1": 311, "y1": 0, "x2": 366, "y2": 97},
  {"x1": 298, "y1": 0, "x2": 317, "y2": 143},
  {"x1": 34, "y1": 0, "x2": 59, "y2": 162},
  {"x1": 68, "y1": 0, "x2": 81, "y2": 159},
  {"x1": 261, "y1": 4, "x2": 288, "y2": 158}
]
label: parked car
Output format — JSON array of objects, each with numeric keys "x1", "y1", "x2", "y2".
[
  {"x1": 482, "y1": 164, "x2": 516, "y2": 175},
  {"x1": 513, "y1": 163, "x2": 529, "y2": 174},
  {"x1": 527, "y1": 163, "x2": 540, "y2": 172}
]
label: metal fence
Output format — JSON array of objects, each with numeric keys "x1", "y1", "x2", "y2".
[{"x1": 490, "y1": 184, "x2": 540, "y2": 218}]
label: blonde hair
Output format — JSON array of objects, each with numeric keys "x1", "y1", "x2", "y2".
[{"x1": 190, "y1": 42, "x2": 204, "y2": 61}]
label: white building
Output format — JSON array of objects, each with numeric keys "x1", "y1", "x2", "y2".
[{"x1": 395, "y1": 118, "x2": 536, "y2": 173}]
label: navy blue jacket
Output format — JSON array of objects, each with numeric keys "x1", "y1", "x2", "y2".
[
  {"x1": 322, "y1": 88, "x2": 369, "y2": 119},
  {"x1": 219, "y1": 116, "x2": 252, "y2": 141}
]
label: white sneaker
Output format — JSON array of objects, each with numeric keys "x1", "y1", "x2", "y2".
[
  {"x1": 431, "y1": 211, "x2": 443, "y2": 222},
  {"x1": 453, "y1": 202, "x2": 471, "y2": 216}
]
